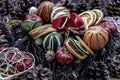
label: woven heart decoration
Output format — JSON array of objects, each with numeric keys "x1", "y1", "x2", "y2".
[{"x1": 0, "y1": 47, "x2": 35, "y2": 80}]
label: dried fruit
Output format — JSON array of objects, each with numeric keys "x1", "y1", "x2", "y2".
[
  {"x1": 83, "y1": 26, "x2": 109, "y2": 50},
  {"x1": 24, "y1": 59, "x2": 33, "y2": 68},
  {"x1": 0, "y1": 47, "x2": 35, "y2": 79},
  {"x1": 12, "y1": 54, "x2": 21, "y2": 62},
  {"x1": 43, "y1": 32, "x2": 63, "y2": 51},
  {"x1": 14, "y1": 62, "x2": 25, "y2": 72},
  {"x1": 37, "y1": 1, "x2": 54, "y2": 23},
  {"x1": 45, "y1": 50, "x2": 55, "y2": 61},
  {"x1": 56, "y1": 46, "x2": 74, "y2": 64},
  {"x1": 99, "y1": 21, "x2": 117, "y2": 35}
]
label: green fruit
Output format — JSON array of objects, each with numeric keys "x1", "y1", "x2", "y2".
[
  {"x1": 21, "y1": 21, "x2": 33, "y2": 32},
  {"x1": 32, "y1": 21, "x2": 42, "y2": 29},
  {"x1": 21, "y1": 21, "x2": 42, "y2": 32},
  {"x1": 43, "y1": 32, "x2": 63, "y2": 51}
]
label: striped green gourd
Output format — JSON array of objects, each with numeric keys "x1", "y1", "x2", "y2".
[{"x1": 43, "y1": 32, "x2": 63, "y2": 51}]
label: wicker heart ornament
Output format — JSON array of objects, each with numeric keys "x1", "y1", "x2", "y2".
[{"x1": 0, "y1": 47, "x2": 35, "y2": 80}]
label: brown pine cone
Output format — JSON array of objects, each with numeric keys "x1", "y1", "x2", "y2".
[
  {"x1": 86, "y1": 60, "x2": 110, "y2": 80},
  {"x1": 18, "y1": 0, "x2": 35, "y2": 10},
  {"x1": 0, "y1": 0, "x2": 13, "y2": 16},
  {"x1": 0, "y1": 21, "x2": 12, "y2": 47},
  {"x1": 106, "y1": 0, "x2": 120, "y2": 16},
  {"x1": 107, "y1": 54, "x2": 120, "y2": 78},
  {"x1": 69, "y1": 3, "x2": 78, "y2": 13},
  {"x1": 60, "y1": 0, "x2": 78, "y2": 13},
  {"x1": 27, "y1": 64, "x2": 52, "y2": 80},
  {"x1": 7, "y1": 20, "x2": 22, "y2": 29},
  {"x1": 13, "y1": 64, "x2": 53, "y2": 80},
  {"x1": 60, "y1": 0, "x2": 72, "y2": 7},
  {"x1": 77, "y1": 3, "x2": 88, "y2": 13},
  {"x1": 11, "y1": 8, "x2": 26, "y2": 20},
  {"x1": 90, "y1": 0, "x2": 100, "y2": 9},
  {"x1": 11, "y1": 0, "x2": 35, "y2": 20},
  {"x1": 45, "y1": 50, "x2": 55, "y2": 62},
  {"x1": 40, "y1": 0, "x2": 53, "y2": 3}
]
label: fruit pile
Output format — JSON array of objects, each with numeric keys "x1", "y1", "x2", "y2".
[
  {"x1": 20, "y1": 1, "x2": 117, "y2": 65},
  {"x1": 0, "y1": 47, "x2": 35, "y2": 79},
  {"x1": 0, "y1": 0, "x2": 119, "y2": 80}
]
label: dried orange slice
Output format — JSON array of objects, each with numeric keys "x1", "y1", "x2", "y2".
[
  {"x1": 79, "y1": 11, "x2": 95, "y2": 27},
  {"x1": 28, "y1": 24, "x2": 56, "y2": 39},
  {"x1": 92, "y1": 9, "x2": 104, "y2": 25},
  {"x1": 91, "y1": 11, "x2": 98, "y2": 25}
]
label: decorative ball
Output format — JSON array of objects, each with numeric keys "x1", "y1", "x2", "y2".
[
  {"x1": 37, "y1": 1, "x2": 54, "y2": 23},
  {"x1": 43, "y1": 32, "x2": 63, "y2": 51},
  {"x1": 29, "y1": 6, "x2": 38, "y2": 14},
  {"x1": 21, "y1": 21, "x2": 34, "y2": 32},
  {"x1": 99, "y1": 21, "x2": 117, "y2": 35},
  {"x1": 21, "y1": 14, "x2": 43, "y2": 32},
  {"x1": 83, "y1": 26, "x2": 109, "y2": 50},
  {"x1": 25, "y1": 14, "x2": 42, "y2": 23},
  {"x1": 56, "y1": 46, "x2": 74, "y2": 65},
  {"x1": 68, "y1": 13, "x2": 85, "y2": 32},
  {"x1": 51, "y1": 6, "x2": 70, "y2": 22},
  {"x1": 52, "y1": 16, "x2": 68, "y2": 32}
]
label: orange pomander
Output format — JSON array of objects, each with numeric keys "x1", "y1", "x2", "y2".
[
  {"x1": 83, "y1": 26, "x2": 109, "y2": 50},
  {"x1": 37, "y1": 1, "x2": 54, "y2": 23}
]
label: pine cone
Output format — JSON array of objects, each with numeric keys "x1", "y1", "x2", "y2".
[
  {"x1": 11, "y1": 0, "x2": 35, "y2": 20},
  {"x1": 69, "y1": 3, "x2": 78, "y2": 13},
  {"x1": 77, "y1": 3, "x2": 88, "y2": 13},
  {"x1": 13, "y1": 64, "x2": 52, "y2": 80},
  {"x1": 0, "y1": 21, "x2": 12, "y2": 47},
  {"x1": 60, "y1": 0, "x2": 78, "y2": 13},
  {"x1": 90, "y1": 0, "x2": 101, "y2": 9},
  {"x1": 18, "y1": 0, "x2": 35, "y2": 10},
  {"x1": 7, "y1": 20, "x2": 22, "y2": 29},
  {"x1": 11, "y1": 8, "x2": 26, "y2": 20},
  {"x1": 106, "y1": 33, "x2": 120, "y2": 52},
  {"x1": 60, "y1": 0, "x2": 72, "y2": 7},
  {"x1": 0, "y1": 0, "x2": 13, "y2": 16},
  {"x1": 107, "y1": 54, "x2": 120, "y2": 78},
  {"x1": 28, "y1": 64, "x2": 52, "y2": 80},
  {"x1": 40, "y1": 0, "x2": 53, "y2": 3},
  {"x1": 86, "y1": 60, "x2": 110, "y2": 80},
  {"x1": 106, "y1": 0, "x2": 120, "y2": 16},
  {"x1": 45, "y1": 50, "x2": 55, "y2": 62}
]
